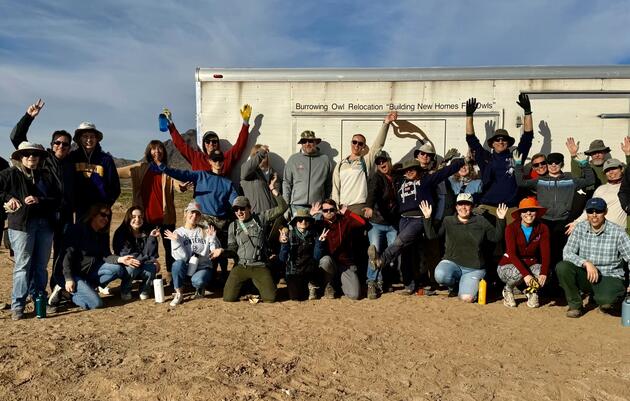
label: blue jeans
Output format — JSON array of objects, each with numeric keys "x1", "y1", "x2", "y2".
[
  {"x1": 124, "y1": 263, "x2": 157, "y2": 295},
  {"x1": 172, "y1": 260, "x2": 212, "y2": 290},
  {"x1": 9, "y1": 218, "x2": 54, "y2": 312},
  {"x1": 366, "y1": 222, "x2": 397, "y2": 282},
  {"x1": 434, "y1": 260, "x2": 486, "y2": 299},
  {"x1": 71, "y1": 262, "x2": 130, "y2": 310}
]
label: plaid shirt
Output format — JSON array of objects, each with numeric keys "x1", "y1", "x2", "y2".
[{"x1": 563, "y1": 220, "x2": 630, "y2": 279}]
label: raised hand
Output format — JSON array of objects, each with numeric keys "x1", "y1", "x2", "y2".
[
  {"x1": 162, "y1": 107, "x2": 172, "y2": 122},
  {"x1": 318, "y1": 228, "x2": 330, "y2": 242},
  {"x1": 512, "y1": 149, "x2": 523, "y2": 165},
  {"x1": 279, "y1": 227, "x2": 289, "y2": 244},
  {"x1": 465, "y1": 98, "x2": 478, "y2": 116},
  {"x1": 27, "y1": 99, "x2": 45, "y2": 118},
  {"x1": 443, "y1": 148, "x2": 460, "y2": 161},
  {"x1": 565, "y1": 137, "x2": 579, "y2": 157},
  {"x1": 622, "y1": 136, "x2": 630, "y2": 156},
  {"x1": 310, "y1": 201, "x2": 321, "y2": 216},
  {"x1": 240, "y1": 104, "x2": 252, "y2": 122},
  {"x1": 163, "y1": 229, "x2": 178, "y2": 242},
  {"x1": 384, "y1": 111, "x2": 398, "y2": 124},
  {"x1": 496, "y1": 203, "x2": 508, "y2": 220},
  {"x1": 419, "y1": 200, "x2": 432, "y2": 219},
  {"x1": 516, "y1": 94, "x2": 532, "y2": 114},
  {"x1": 206, "y1": 225, "x2": 216, "y2": 238}
]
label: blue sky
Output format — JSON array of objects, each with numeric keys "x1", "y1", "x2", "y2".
[{"x1": 1, "y1": 0, "x2": 629, "y2": 159}]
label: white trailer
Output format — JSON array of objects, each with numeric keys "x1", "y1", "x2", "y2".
[{"x1": 195, "y1": 66, "x2": 630, "y2": 179}]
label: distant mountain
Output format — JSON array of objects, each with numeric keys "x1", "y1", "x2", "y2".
[{"x1": 113, "y1": 129, "x2": 197, "y2": 170}]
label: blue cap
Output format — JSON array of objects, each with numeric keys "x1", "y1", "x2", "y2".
[{"x1": 585, "y1": 197, "x2": 607, "y2": 212}]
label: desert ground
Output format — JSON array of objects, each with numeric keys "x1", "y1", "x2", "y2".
[{"x1": 0, "y1": 180, "x2": 628, "y2": 401}]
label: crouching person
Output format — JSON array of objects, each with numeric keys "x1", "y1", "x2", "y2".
[
  {"x1": 557, "y1": 197, "x2": 630, "y2": 318},
  {"x1": 59, "y1": 204, "x2": 131, "y2": 310},
  {"x1": 222, "y1": 191, "x2": 288, "y2": 303},
  {"x1": 164, "y1": 201, "x2": 221, "y2": 307},
  {"x1": 278, "y1": 210, "x2": 327, "y2": 301}
]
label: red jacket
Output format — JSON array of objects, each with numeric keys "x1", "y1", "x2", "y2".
[
  {"x1": 499, "y1": 220, "x2": 550, "y2": 277},
  {"x1": 322, "y1": 210, "x2": 365, "y2": 267},
  {"x1": 168, "y1": 122, "x2": 249, "y2": 175}
]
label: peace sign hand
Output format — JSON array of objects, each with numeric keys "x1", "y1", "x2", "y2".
[
  {"x1": 27, "y1": 99, "x2": 45, "y2": 118},
  {"x1": 319, "y1": 228, "x2": 330, "y2": 242}
]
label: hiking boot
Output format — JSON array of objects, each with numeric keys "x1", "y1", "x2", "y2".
[
  {"x1": 46, "y1": 305, "x2": 58, "y2": 314},
  {"x1": 502, "y1": 287, "x2": 517, "y2": 308},
  {"x1": 323, "y1": 284, "x2": 335, "y2": 299},
  {"x1": 566, "y1": 308, "x2": 583, "y2": 318},
  {"x1": 598, "y1": 304, "x2": 615, "y2": 314},
  {"x1": 12, "y1": 309, "x2": 24, "y2": 321},
  {"x1": 48, "y1": 285, "x2": 63, "y2": 306},
  {"x1": 367, "y1": 281, "x2": 378, "y2": 300},
  {"x1": 169, "y1": 292, "x2": 183, "y2": 307},
  {"x1": 367, "y1": 245, "x2": 382, "y2": 270},
  {"x1": 139, "y1": 292, "x2": 150, "y2": 301},
  {"x1": 120, "y1": 292, "x2": 132, "y2": 301},
  {"x1": 307, "y1": 283, "x2": 318, "y2": 300},
  {"x1": 526, "y1": 292, "x2": 540, "y2": 308},
  {"x1": 193, "y1": 288, "x2": 205, "y2": 300}
]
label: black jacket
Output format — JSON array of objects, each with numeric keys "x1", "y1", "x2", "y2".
[
  {"x1": 0, "y1": 166, "x2": 61, "y2": 231},
  {"x1": 365, "y1": 171, "x2": 399, "y2": 226},
  {"x1": 112, "y1": 227, "x2": 158, "y2": 264},
  {"x1": 62, "y1": 222, "x2": 117, "y2": 281},
  {"x1": 620, "y1": 167, "x2": 630, "y2": 215}
]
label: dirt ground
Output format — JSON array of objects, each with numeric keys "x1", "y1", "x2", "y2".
[{"x1": 0, "y1": 194, "x2": 629, "y2": 401}]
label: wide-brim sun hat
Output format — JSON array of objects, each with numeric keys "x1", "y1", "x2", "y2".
[
  {"x1": 584, "y1": 139, "x2": 610, "y2": 156},
  {"x1": 11, "y1": 141, "x2": 48, "y2": 160},
  {"x1": 395, "y1": 158, "x2": 422, "y2": 173},
  {"x1": 298, "y1": 130, "x2": 322, "y2": 144},
  {"x1": 74, "y1": 121, "x2": 103, "y2": 143},
  {"x1": 486, "y1": 128, "x2": 515, "y2": 148},
  {"x1": 511, "y1": 197, "x2": 547, "y2": 220},
  {"x1": 290, "y1": 209, "x2": 314, "y2": 225}
]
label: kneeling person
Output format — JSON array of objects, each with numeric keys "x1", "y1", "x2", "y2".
[{"x1": 222, "y1": 192, "x2": 288, "y2": 303}]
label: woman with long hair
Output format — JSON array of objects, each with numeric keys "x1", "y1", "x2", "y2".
[{"x1": 112, "y1": 206, "x2": 160, "y2": 300}]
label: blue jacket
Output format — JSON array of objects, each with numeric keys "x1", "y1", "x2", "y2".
[
  {"x1": 155, "y1": 163, "x2": 238, "y2": 218},
  {"x1": 466, "y1": 131, "x2": 533, "y2": 207}
]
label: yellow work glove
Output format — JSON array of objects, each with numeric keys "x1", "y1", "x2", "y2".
[
  {"x1": 162, "y1": 107, "x2": 172, "y2": 122},
  {"x1": 240, "y1": 104, "x2": 252, "y2": 122}
]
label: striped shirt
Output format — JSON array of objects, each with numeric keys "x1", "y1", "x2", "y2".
[{"x1": 563, "y1": 220, "x2": 630, "y2": 279}]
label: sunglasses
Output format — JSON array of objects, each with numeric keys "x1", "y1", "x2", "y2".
[
  {"x1": 52, "y1": 140, "x2": 71, "y2": 148},
  {"x1": 211, "y1": 158, "x2": 224, "y2": 163},
  {"x1": 351, "y1": 140, "x2": 365, "y2": 147},
  {"x1": 294, "y1": 217, "x2": 310, "y2": 223},
  {"x1": 233, "y1": 206, "x2": 248, "y2": 212},
  {"x1": 375, "y1": 158, "x2": 389, "y2": 165},
  {"x1": 586, "y1": 208, "x2": 604, "y2": 215},
  {"x1": 418, "y1": 151, "x2": 433, "y2": 157},
  {"x1": 494, "y1": 137, "x2": 508, "y2": 143},
  {"x1": 98, "y1": 212, "x2": 112, "y2": 219},
  {"x1": 548, "y1": 161, "x2": 562, "y2": 166},
  {"x1": 204, "y1": 138, "x2": 219, "y2": 144},
  {"x1": 302, "y1": 139, "x2": 316, "y2": 144},
  {"x1": 321, "y1": 208, "x2": 336, "y2": 213},
  {"x1": 22, "y1": 151, "x2": 41, "y2": 158},
  {"x1": 520, "y1": 208, "x2": 538, "y2": 214},
  {"x1": 532, "y1": 161, "x2": 547, "y2": 168}
]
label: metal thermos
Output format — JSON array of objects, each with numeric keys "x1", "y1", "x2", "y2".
[
  {"x1": 35, "y1": 292, "x2": 47, "y2": 318},
  {"x1": 153, "y1": 275, "x2": 165, "y2": 303},
  {"x1": 158, "y1": 113, "x2": 169, "y2": 132},
  {"x1": 622, "y1": 296, "x2": 630, "y2": 327}
]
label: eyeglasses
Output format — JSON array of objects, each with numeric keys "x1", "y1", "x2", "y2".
[
  {"x1": 494, "y1": 137, "x2": 508, "y2": 143},
  {"x1": 204, "y1": 138, "x2": 219, "y2": 144},
  {"x1": 294, "y1": 217, "x2": 309, "y2": 223},
  {"x1": 520, "y1": 208, "x2": 537, "y2": 214},
  {"x1": 98, "y1": 212, "x2": 112, "y2": 219},
  {"x1": 233, "y1": 206, "x2": 247, "y2": 212},
  {"x1": 586, "y1": 209, "x2": 604, "y2": 215},
  {"x1": 22, "y1": 151, "x2": 41, "y2": 158},
  {"x1": 52, "y1": 141, "x2": 71, "y2": 148},
  {"x1": 321, "y1": 208, "x2": 336, "y2": 213},
  {"x1": 303, "y1": 139, "x2": 316, "y2": 144},
  {"x1": 351, "y1": 140, "x2": 365, "y2": 147},
  {"x1": 532, "y1": 161, "x2": 547, "y2": 168}
]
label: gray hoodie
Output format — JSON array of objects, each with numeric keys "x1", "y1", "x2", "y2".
[
  {"x1": 282, "y1": 149, "x2": 332, "y2": 206},
  {"x1": 240, "y1": 149, "x2": 280, "y2": 214}
]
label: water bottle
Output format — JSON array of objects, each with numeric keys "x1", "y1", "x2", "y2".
[
  {"x1": 187, "y1": 255, "x2": 199, "y2": 276},
  {"x1": 478, "y1": 279, "x2": 487, "y2": 305},
  {"x1": 622, "y1": 296, "x2": 630, "y2": 327},
  {"x1": 153, "y1": 274, "x2": 165, "y2": 303},
  {"x1": 158, "y1": 113, "x2": 169, "y2": 132},
  {"x1": 35, "y1": 292, "x2": 47, "y2": 318}
]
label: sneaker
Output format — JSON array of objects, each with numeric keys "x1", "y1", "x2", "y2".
[
  {"x1": 169, "y1": 292, "x2": 183, "y2": 307},
  {"x1": 598, "y1": 304, "x2": 615, "y2": 314},
  {"x1": 502, "y1": 287, "x2": 517, "y2": 308},
  {"x1": 447, "y1": 287, "x2": 458, "y2": 298},
  {"x1": 367, "y1": 245, "x2": 382, "y2": 270},
  {"x1": 98, "y1": 286, "x2": 111, "y2": 295},
  {"x1": 307, "y1": 283, "x2": 318, "y2": 300},
  {"x1": 398, "y1": 284, "x2": 415, "y2": 296},
  {"x1": 12, "y1": 309, "x2": 24, "y2": 321},
  {"x1": 526, "y1": 292, "x2": 540, "y2": 308},
  {"x1": 323, "y1": 284, "x2": 335, "y2": 299},
  {"x1": 46, "y1": 305, "x2": 58, "y2": 314},
  {"x1": 139, "y1": 292, "x2": 150, "y2": 301},
  {"x1": 121, "y1": 292, "x2": 132, "y2": 301},
  {"x1": 192, "y1": 288, "x2": 205, "y2": 300},
  {"x1": 49, "y1": 285, "x2": 63, "y2": 306},
  {"x1": 367, "y1": 281, "x2": 378, "y2": 300},
  {"x1": 376, "y1": 281, "x2": 384, "y2": 295},
  {"x1": 566, "y1": 308, "x2": 583, "y2": 318}
]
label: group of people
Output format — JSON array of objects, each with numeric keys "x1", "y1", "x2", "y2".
[{"x1": 2, "y1": 94, "x2": 630, "y2": 321}]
